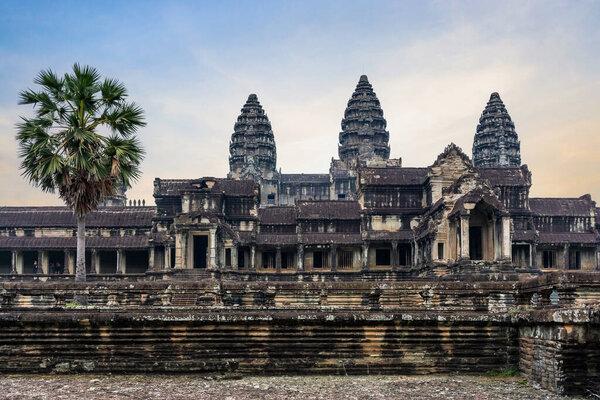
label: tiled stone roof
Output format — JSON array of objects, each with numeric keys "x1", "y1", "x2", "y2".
[
  {"x1": 297, "y1": 201, "x2": 361, "y2": 220},
  {"x1": 478, "y1": 167, "x2": 530, "y2": 187},
  {"x1": 537, "y1": 232, "x2": 598, "y2": 244},
  {"x1": 360, "y1": 167, "x2": 428, "y2": 186},
  {"x1": 280, "y1": 174, "x2": 330, "y2": 184},
  {"x1": 530, "y1": 197, "x2": 594, "y2": 217},
  {"x1": 0, "y1": 235, "x2": 149, "y2": 249},
  {"x1": 258, "y1": 207, "x2": 296, "y2": 225},
  {"x1": 0, "y1": 207, "x2": 155, "y2": 228}
]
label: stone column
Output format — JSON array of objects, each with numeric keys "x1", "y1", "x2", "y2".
[
  {"x1": 491, "y1": 216, "x2": 498, "y2": 260},
  {"x1": 63, "y1": 250, "x2": 69, "y2": 274},
  {"x1": 563, "y1": 244, "x2": 570, "y2": 270},
  {"x1": 297, "y1": 244, "x2": 304, "y2": 271},
  {"x1": 164, "y1": 246, "x2": 171, "y2": 269},
  {"x1": 116, "y1": 249, "x2": 124, "y2": 274},
  {"x1": 40, "y1": 250, "x2": 49, "y2": 274},
  {"x1": 330, "y1": 244, "x2": 337, "y2": 272},
  {"x1": 232, "y1": 244, "x2": 238, "y2": 270},
  {"x1": 276, "y1": 246, "x2": 282, "y2": 273},
  {"x1": 362, "y1": 242, "x2": 369, "y2": 270},
  {"x1": 90, "y1": 249, "x2": 97, "y2": 274},
  {"x1": 15, "y1": 251, "x2": 23, "y2": 275},
  {"x1": 530, "y1": 243, "x2": 537, "y2": 269},
  {"x1": 501, "y1": 216, "x2": 511, "y2": 260},
  {"x1": 250, "y1": 245, "x2": 256, "y2": 270},
  {"x1": 391, "y1": 241, "x2": 398, "y2": 271},
  {"x1": 209, "y1": 228, "x2": 217, "y2": 269},
  {"x1": 148, "y1": 247, "x2": 155, "y2": 271},
  {"x1": 412, "y1": 241, "x2": 418, "y2": 266},
  {"x1": 460, "y1": 215, "x2": 470, "y2": 260},
  {"x1": 10, "y1": 250, "x2": 17, "y2": 274}
]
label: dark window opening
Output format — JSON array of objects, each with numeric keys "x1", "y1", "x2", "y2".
[
  {"x1": 267, "y1": 193, "x2": 275, "y2": 205},
  {"x1": 262, "y1": 251, "x2": 275, "y2": 269},
  {"x1": 170, "y1": 248, "x2": 176, "y2": 268},
  {"x1": 570, "y1": 250, "x2": 581, "y2": 270},
  {"x1": 313, "y1": 251, "x2": 324, "y2": 268},
  {"x1": 376, "y1": 249, "x2": 391, "y2": 266},
  {"x1": 193, "y1": 235, "x2": 208, "y2": 269},
  {"x1": 0, "y1": 251, "x2": 12, "y2": 273},
  {"x1": 437, "y1": 243, "x2": 444, "y2": 259},
  {"x1": 542, "y1": 250, "x2": 555, "y2": 268},
  {"x1": 281, "y1": 251, "x2": 293, "y2": 269},
  {"x1": 398, "y1": 247, "x2": 409, "y2": 266},
  {"x1": 337, "y1": 194, "x2": 346, "y2": 200},
  {"x1": 338, "y1": 250, "x2": 353, "y2": 269},
  {"x1": 225, "y1": 248, "x2": 232, "y2": 267},
  {"x1": 48, "y1": 251, "x2": 64, "y2": 274},
  {"x1": 125, "y1": 250, "x2": 148, "y2": 273},
  {"x1": 238, "y1": 248, "x2": 246, "y2": 269},
  {"x1": 469, "y1": 226, "x2": 483, "y2": 260}
]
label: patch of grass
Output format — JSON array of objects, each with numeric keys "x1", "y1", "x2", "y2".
[
  {"x1": 65, "y1": 301, "x2": 81, "y2": 308},
  {"x1": 486, "y1": 365, "x2": 520, "y2": 377}
]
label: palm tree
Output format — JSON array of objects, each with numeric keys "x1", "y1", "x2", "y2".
[{"x1": 16, "y1": 64, "x2": 145, "y2": 282}]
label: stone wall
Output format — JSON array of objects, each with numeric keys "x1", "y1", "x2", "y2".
[{"x1": 0, "y1": 273, "x2": 598, "y2": 395}]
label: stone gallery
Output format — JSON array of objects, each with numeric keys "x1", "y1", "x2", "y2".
[{"x1": 0, "y1": 75, "x2": 598, "y2": 276}]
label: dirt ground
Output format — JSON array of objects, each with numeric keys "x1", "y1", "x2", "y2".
[{"x1": 0, "y1": 374, "x2": 585, "y2": 399}]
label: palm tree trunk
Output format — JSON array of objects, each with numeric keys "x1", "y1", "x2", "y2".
[{"x1": 75, "y1": 214, "x2": 86, "y2": 282}]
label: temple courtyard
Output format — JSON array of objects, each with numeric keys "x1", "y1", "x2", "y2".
[{"x1": 0, "y1": 374, "x2": 585, "y2": 399}]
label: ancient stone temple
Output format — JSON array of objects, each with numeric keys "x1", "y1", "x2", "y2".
[
  {"x1": 0, "y1": 76, "x2": 598, "y2": 276},
  {"x1": 472, "y1": 92, "x2": 522, "y2": 168}
]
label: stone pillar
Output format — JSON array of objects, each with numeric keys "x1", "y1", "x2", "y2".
[
  {"x1": 412, "y1": 241, "x2": 418, "y2": 266},
  {"x1": 10, "y1": 250, "x2": 17, "y2": 274},
  {"x1": 63, "y1": 250, "x2": 69, "y2": 274},
  {"x1": 15, "y1": 251, "x2": 23, "y2": 274},
  {"x1": 209, "y1": 228, "x2": 217, "y2": 269},
  {"x1": 362, "y1": 242, "x2": 369, "y2": 270},
  {"x1": 164, "y1": 246, "x2": 171, "y2": 269},
  {"x1": 530, "y1": 243, "x2": 537, "y2": 269},
  {"x1": 460, "y1": 215, "x2": 470, "y2": 260},
  {"x1": 391, "y1": 241, "x2": 398, "y2": 271},
  {"x1": 330, "y1": 244, "x2": 337, "y2": 272},
  {"x1": 563, "y1": 244, "x2": 570, "y2": 270},
  {"x1": 276, "y1": 246, "x2": 282, "y2": 273},
  {"x1": 116, "y1": 249, "x2": 124, "y2": 274},
  {"x1": 40, "y1": 250, "x2": 49, "y2": 274},
  {"x1": 232, "y1": 244, "x2": 238, "y2": 270},
  {"x1": 90, "y1": 249, "x2": 97, "y2": 274},
  {"x1": 250, "y1": 245, "x2": 256, "y2": 270},
  {"x1": 297, "y1": 244, "x2": 304, "y2": 271},
  {"x1": 501, "y1": 216, "x2": 511, "y2": 260},
  {"x1": 491, "y1": 216, "x2": 498, "y2": 260},
  {"x1": 148, "y1": 247, "x2": 155, "y2": 271}
]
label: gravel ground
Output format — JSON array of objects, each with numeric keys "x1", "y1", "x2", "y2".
[{"x1": 0, "y1": 374, "x2": 585, "y2": 399}]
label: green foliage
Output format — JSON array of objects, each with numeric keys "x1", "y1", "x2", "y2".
[
  {"x1": 16, "y1": 63, "x2": 146, "y2": 217},
  {"x1": 486, "y1": 365, "x2": 520, "y2": 377}
]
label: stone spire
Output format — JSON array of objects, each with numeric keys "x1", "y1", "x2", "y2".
[
  {"x1": 229, "y1": 94, "x2": 277, "y2": 180},
  {"x1": 338, "y1": 75, "x2": 390, "y2": 164},
  {"x1": 472, "y1": 92, "x2": 521, "y2": 168}
]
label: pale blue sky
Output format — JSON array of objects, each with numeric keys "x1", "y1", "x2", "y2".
[{"x1": 1, "y1": 0, "x2": 599, "y2": 205}]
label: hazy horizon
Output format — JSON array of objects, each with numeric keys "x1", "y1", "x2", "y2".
[{"x1": 1, "y1": 0, "x2": 599, "y2": 206}]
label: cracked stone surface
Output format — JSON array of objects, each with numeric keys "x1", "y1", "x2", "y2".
[{"x1": 0, "y1": 374, "x2": 584, "y2": 399}]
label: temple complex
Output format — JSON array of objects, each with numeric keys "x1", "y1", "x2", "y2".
[{"x1": 0, "y1": 76, "x2": 598, "y2": 277}]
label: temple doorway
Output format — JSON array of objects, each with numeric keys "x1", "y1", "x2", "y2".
[
  {"x1": 193, "y1": 235, "x2": 208, "y2": 269},
  {"x1": 469, "y1": 226, "x2": 483, "y2": 260}
]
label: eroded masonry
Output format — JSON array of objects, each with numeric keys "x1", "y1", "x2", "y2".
[{"x1": 0, "y1": 75, "x2": 598, "y2": 276}]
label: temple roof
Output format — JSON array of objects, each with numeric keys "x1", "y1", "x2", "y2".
[
  {"x1": 0, "y1": 207, "x2": 155, "y2": 228},
  {"x1": 360, "y1": 167, "x2": 428, "y2": 186},
  {"x1": 338, "y1": 75, "x2": 390, "y2": 163},
  {"x1": 259, "y1": 206, "x2": 297, "y2": 225},
  {"x1": 530, "y1": 197, "x2": 594, "y2": 217},
  {"x1": 0, "y1": 235, "x2": 149, "y2": 250},
  {"x1": 280, "y1": 174, "x2": 330, "y2": 184},
  {"x1": 472, "y1": 92, "x2": 521, "y2": 168},
  {"x1": 154, "y1": 178, "x2": 256, "y2": 197},
  {"x1": 477, "y1": 166, "x2": 530, "y2": 187},
  {"x1": 297, "y1": 200, "x2": 361, "y2": 220}
]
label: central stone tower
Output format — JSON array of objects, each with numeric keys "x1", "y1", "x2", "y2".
[
  {"x1": 228, "y1": 94, "x2": 277, "y2": 180},
  {"x1": 338, "y1": 75, "x2": 390, "y2": 165},
  {"x1": 472, "y1": 92, "x2": 521, "y2": 168}
]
